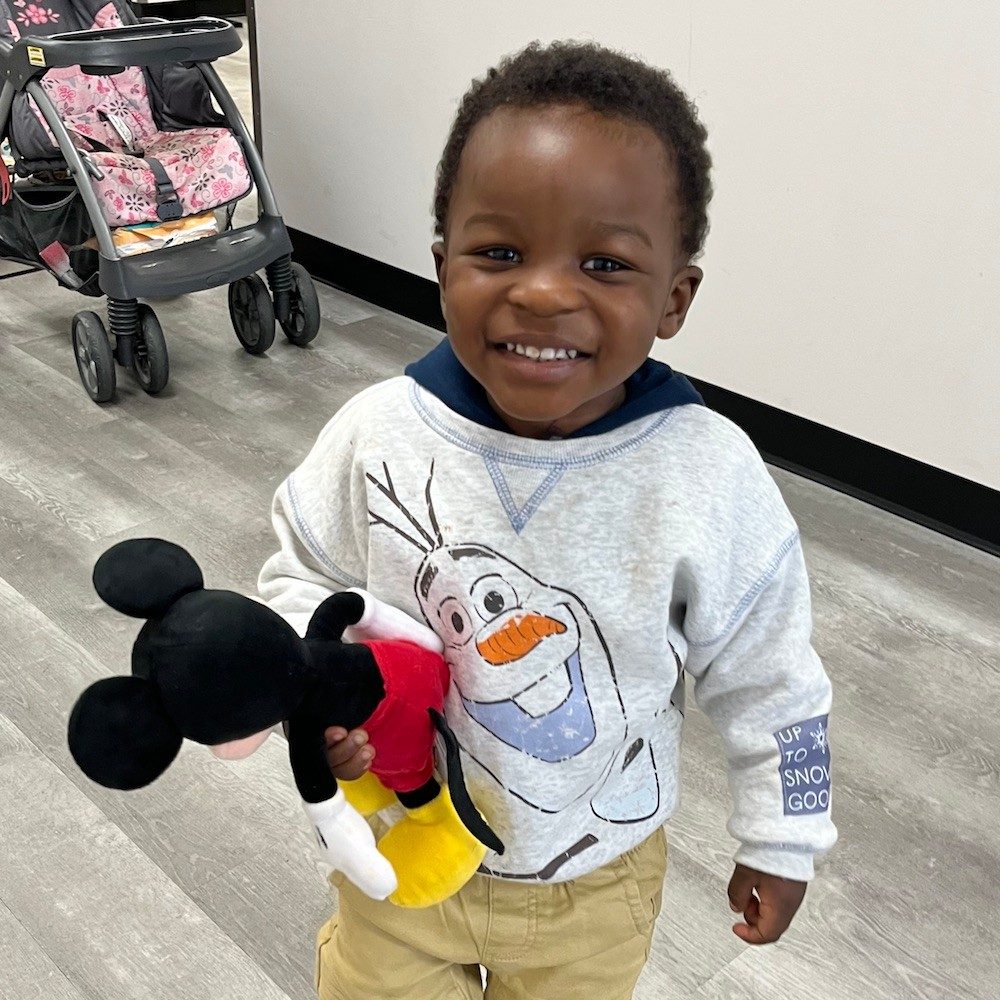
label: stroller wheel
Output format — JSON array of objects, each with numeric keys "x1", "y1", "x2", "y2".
[
  {"x1": 72, "y1": 312, "x2": 116, "y2": 404},
  {"x1": 132, "y1": 305, "x2": 169, "y2": 396},
  {"x1": 280, "y1": 263, "x2": 321, "y2": 347},
  {"x1": 229, "y1": 275, "x2": 276, "y2": 356}
]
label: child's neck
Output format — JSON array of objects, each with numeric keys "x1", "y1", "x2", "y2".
[{"x1": 486, "y1": 384, "x2": 628, "y2": 439}]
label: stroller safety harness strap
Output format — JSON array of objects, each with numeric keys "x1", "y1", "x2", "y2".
[
  {"x1": 145, "y1": 157, "x2": 182, "y2": 221},
  {"x1": 100, "y1": 111, "x2": 142, "y2": 156}
]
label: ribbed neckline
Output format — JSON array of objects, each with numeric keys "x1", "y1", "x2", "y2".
[{"x1": 407, "y1": 379, "x2": 688, "y2": 468}]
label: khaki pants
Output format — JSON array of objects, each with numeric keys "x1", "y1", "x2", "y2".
[{"x1": 315, "y1": 827, "x2": 667, "y2": 1000}]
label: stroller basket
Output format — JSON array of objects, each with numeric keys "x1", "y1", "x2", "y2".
[{"x1": 0, "y1": 183, "x2": 101, "y2": 294}]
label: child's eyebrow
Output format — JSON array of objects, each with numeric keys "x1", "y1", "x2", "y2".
[
  {"x1": 592, "y1": 221, "x2": 653, "y2": 249},
  {"x1": 463, "y1": 212, "x2": 517, "y2": 231},
  {"x1": 464, "y1": 212, "x2": 652, "y2": 250}
]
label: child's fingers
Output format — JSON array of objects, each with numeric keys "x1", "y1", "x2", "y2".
[
  {"x1": 727, "y1": 864, "x2": 757, "y2": 913},
  {"x1": 330, "y1": 753, "x2": 371, "y2": 780},
  {"x1": 733, "y1": 903, "x2": 786, "y2": 945},
  {"x1": 732, "y1": 921, "x2": 768, "y2": 945},
  {"x1": 324, "y1": 728, "x2": 375, "y2": 780},
  {"x1": 325, "y1": 728, "x2": 367, "y2": 760}
]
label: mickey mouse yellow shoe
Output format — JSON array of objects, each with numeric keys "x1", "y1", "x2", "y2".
[
  {"x1": 377, "y1": 787, "x2": 488, "y2": 908},
  {"x1": 339, "y1": 770, "x2": 397, "y2": 817}
]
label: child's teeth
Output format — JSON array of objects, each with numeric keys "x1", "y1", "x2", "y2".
[{"x1": 506, "y1": 343, "x2": 581, "y2": 361}]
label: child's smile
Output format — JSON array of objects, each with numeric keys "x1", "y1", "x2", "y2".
[
  {"x1": 433, "y1": 103, "x2": 702, "y2": 438},
  {"x1": 490, "y1": 335, "x2": 590, "y2": 384}
]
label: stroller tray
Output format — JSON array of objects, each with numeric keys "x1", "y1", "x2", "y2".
[{"x1": 99, "y1": 213, "x2": 292, "y2": 299}]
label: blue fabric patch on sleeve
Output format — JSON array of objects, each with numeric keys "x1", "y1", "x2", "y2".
[{"x1": 774, "y1": 714, "x2": 831, "y2": 816}]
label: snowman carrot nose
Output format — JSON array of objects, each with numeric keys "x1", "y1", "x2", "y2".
[{"x1": 477, "y1": 613, "x2": 567, "y2": 665}]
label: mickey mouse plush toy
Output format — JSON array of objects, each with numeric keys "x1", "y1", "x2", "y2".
[{"x1": 67, "y1": 538, "x2": 503, "y2": 907}]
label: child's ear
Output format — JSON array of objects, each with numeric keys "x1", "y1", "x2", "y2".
[
  {"x1": 432, "y1": 241, "x2": 448, "y2": 321},
  {"x1": 656, "y1": 265, "x2": 703, "y2": 341}
]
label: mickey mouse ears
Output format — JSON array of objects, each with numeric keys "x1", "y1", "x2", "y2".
[{"x1": 93, "y1": 538, "x2": 204, "y2": 618}]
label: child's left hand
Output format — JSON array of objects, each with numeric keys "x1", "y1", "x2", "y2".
[{"x1": 727, "y1": 864, "x2": 806, "y2": 944}]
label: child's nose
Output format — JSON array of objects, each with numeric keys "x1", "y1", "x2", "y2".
[{"x1": 507, "y1": 263, "x2": 585, "y2": 317}]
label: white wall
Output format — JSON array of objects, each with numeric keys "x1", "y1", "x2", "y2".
[{"x1": 255, "y1": 1, "x2": 1000, "y2": 490}]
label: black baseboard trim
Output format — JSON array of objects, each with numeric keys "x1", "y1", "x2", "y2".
[
  {"x1": 289, "y1": 228, "x2": 999, "y2": 557},
  {"x1": 128, "y1": 1, "x2": 245, "y2": 19}
]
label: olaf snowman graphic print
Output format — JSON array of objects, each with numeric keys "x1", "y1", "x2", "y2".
[{"x1": 367, "y1": 461, "x2": 674, "y2": 880}]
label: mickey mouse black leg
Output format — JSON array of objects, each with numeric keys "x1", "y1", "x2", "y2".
[
  {"x1": 374, "y1": 712, "x2": 504, "y2": 908},
  {"x1": 388, "y1": 714, "x2": 503, "y2": 855},
  {"x1": 395, "y1": 779, "x2": 440, "y2": 810}
]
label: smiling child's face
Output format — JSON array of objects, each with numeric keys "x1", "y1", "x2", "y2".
[{"x1": 433, "y1": 103, "x2": 703, "y2": 438}]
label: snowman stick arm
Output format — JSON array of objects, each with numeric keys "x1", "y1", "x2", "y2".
[{"x1": 429, "y1": 709, "x2": 505, "y2": 855}]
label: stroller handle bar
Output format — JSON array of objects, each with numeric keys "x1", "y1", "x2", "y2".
[{"x1": 1, "y1": 17, "x2": 240, "y2": 92}]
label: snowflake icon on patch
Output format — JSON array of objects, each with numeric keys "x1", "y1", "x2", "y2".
[{"x1": 811, "y1": 721, "x2": 828, "y2": 753}]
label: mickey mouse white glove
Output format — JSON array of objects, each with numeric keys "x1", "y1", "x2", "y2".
[
  {"x1": 342, "y1": 588, "x2": 444, "y2": 654},
  {"x1": 303, "y1": 789, "x2": 398, "y2": 899}
]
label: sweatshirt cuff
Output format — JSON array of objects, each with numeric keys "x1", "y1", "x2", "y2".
[{"x1": 734, "y1": 843, "x2": 819, "y2": 882}]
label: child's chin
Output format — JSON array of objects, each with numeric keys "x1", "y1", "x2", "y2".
[{"x1": 494, "y1": 396, "x2": 582, "y2": 428}]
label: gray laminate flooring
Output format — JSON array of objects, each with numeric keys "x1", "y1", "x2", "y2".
[{"x1": 1, "y1": 26, "x2": 998, "y2": 1000}]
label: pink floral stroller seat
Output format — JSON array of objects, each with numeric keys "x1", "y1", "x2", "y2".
[
  {"x1": 3, "y1": 0, "x2": 250, "y2": 225},
  {"x1": 0, "y1": 0, "x2": 320, "y2": 405}
]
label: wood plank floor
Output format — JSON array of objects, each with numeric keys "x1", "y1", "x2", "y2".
[{"x1": 2, "y1": 29, "x2": 998, "y2": 1000}]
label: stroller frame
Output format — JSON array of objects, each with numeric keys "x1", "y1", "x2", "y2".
[{"x1": 0, "y1": 13, "x2": 319, "y2": 402}]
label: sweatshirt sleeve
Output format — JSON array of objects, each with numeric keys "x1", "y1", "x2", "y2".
[
  {"x1": 257, "y1": 392, "x2": 374, "y2": 637},
  {"x1": 681, "y1": 431, "x2": 837, "y2": 882}
]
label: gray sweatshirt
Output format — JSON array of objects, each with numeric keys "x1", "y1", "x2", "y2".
[{"x1": 258, "y1": 377, "x2": 837, "y2": 883}]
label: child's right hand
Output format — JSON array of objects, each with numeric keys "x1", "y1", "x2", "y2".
[{"x1": 325, "y1": 726, "x2": 374, "y2": 780}]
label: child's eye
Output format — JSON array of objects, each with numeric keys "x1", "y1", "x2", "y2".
[
  {"x1": 482, "y1": 247, "x2": 520, "y2": 263},
  {"x1": 583, "y1": 257, "x2": 628, "y2": 273},
  {"x1": 479, "y1": 249, "x2": 629, "y2": 273}
]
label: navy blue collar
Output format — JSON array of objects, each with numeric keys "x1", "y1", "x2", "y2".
[{"x1": 405, "y1": 339, "x2": 702, "y2": 439}]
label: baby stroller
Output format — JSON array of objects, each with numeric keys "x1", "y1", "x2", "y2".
[{"x1": 0, "y1": 0, "x2": 320, "y2": 403}]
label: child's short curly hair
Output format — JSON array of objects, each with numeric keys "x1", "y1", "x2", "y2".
[{"x1": 433, "y1": 39, "x2": 713, "y2": 259}]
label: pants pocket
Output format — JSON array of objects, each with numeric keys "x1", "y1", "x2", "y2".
[
  {"x1": 620, "y1": 829, "x2": 668, "y2": 937},
  {"x1": 314, "y1": 915, "x2": 337, "y2": 993}
]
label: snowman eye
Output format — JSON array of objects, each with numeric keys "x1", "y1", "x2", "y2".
[
  {"x1": 471, "y1": 576, "x2": 518, "y2": 622},
  {"x1": 438, "y1": 597, "x2": 474, "y2": 645}
]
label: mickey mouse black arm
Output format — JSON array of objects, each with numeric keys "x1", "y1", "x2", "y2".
[
  {"x1": 288, "y1": 593, "x2": 387, "y2": 803},
  {"x1": 287, "y1": 712, "x2": 337, "y2": 805}
]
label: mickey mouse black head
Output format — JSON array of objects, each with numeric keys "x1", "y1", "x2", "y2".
[{"x1": 68, "y1": 538, "x2": 308, "y2": 791}]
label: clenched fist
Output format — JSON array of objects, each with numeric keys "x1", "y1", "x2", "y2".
[{"x1": 728, "y1": 864, "x2": 807, "y2": 944}]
